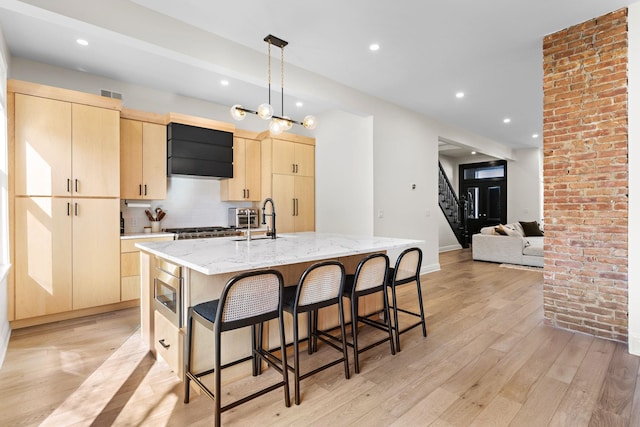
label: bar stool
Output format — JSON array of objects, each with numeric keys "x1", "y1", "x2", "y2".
[
  {"x1": 342, "y1": 253, "x2": 395, "y2": 373},
  {"x1": 387, "y1": 247, "x2": 427, "y2": 352},
  {"x1": 184, "y1": 270, "x2": 290, "y2": 427},
  {"x1": 282, "y1": 261, "x2": 350, "y2": 405}
]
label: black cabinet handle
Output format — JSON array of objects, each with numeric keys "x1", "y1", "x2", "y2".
[
  {"x1": 75, "y1": 179, "x2": 79, "y2": 193},
  {"x1": 158, "y1": 339, "x2": 170, "y2": 349},
  {"x1": 246, "y1": 189, "x2": 249, "y2": 199},
  {"x1": 67, "y1": 202, "x2": 70, "y2": 216},
  {"x1": 144, "y1": 184, "x2": 147, "y2": 196},
  {"x1": 67, "y1": 179, "x2": 71, "y2": 193},
  {"x1": 139, "y1": 184, "x2": 142, "y2": 196},
  {"x1": 74, "y1": 202, "x2": 78, "y2": 216}
]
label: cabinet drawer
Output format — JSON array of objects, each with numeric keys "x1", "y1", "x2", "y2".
[
  {"x1": 154, "y1": 310, "x2": 183, "y2": 376},
  {"x1": 121, "y1": 276, "x2": 140, "y2": 301}
]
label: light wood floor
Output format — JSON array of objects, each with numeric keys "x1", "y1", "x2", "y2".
[{"x1": 2, "y1": 249, "x2": 640, "y2": 426}]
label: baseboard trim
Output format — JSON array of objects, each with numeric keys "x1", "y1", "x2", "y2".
[
  {"x1": 439, "y1": 244, "x2": 462, "y2": 253},
  {"x1": 629, "y1": 335, "x2": 640, "y2": 356},
  {"x1": 422, "y1": 262, "x2": 440, "y2": 275}
]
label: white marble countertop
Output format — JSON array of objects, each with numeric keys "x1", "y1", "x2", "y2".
[
  {"x1": 135, "y1": 232, "x2": 422, "y2": 276},
  {"x1": 121, "y1": 232, "x2": 176, "y2": 240}
]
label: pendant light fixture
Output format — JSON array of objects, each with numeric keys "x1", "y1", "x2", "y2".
[{"x1": 230, "y1": 35, "x2": 317, "y2": 134}]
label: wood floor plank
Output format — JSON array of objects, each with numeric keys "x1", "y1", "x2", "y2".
[{"x1": 2, "y1": 249, "x2": 640, "y2": 426}]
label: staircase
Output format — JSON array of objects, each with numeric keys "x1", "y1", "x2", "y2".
[{"x1": 438, "y1": 162, "x2": 469, "y2": 248}]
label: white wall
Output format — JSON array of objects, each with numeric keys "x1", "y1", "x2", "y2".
[
  {"x1": 507, "y1": 148, "x2": 543, "y2": 224},
  {"x1": 628, "y1": 3, "x2": 639, "y2": 355},
  {"x1": 315, "y1": 110, "x2": 374, "y2": 235},
  {"x1": 0, "y1": 26, "x2": 10, "y2": 368}
]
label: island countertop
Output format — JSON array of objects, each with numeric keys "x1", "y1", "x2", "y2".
[{"x1": 135, "y1": 232, "x2": 421, "y2": 276}]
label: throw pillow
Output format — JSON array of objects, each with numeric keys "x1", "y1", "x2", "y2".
[
  {"x1": 495, "y1": 224, "x2": 520, "y2": 237},
  {"x1": 519, "y1": 221, "x2": 544, "y2": 237},
  {"x1": 495, "y1": 225, "x2": 508, "y2": 235}
]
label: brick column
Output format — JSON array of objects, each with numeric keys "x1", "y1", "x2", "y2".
[{"x1": 542, "y1": 9, "x2": 628, "y2": 342}]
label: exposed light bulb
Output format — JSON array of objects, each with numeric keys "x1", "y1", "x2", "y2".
[
  {"x1": 302, "y1": 115, "x2": 317, "y2": 130},
  {"x1": 269, "y1": 119, "x2": 283, "y2": 135},
  {"x1": 230, "y1": 105, "x2": 246, "y2": 121},
  {"x1": 280, "y1": 117, "x2": 293, "y2": 131},
  {"x1": 257, "y1": 103, "x2": 274, "y2": 120}
]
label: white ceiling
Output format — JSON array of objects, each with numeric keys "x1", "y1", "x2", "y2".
[{"x1": 0, "y1": 0, "x2": 636, "y2": 152}]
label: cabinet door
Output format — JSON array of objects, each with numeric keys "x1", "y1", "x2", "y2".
[
  {"x1": 272, "y1": 174, "x2": 295, "y2": 233},
  {"x1": 295, "y1": 176, "x2": 315, "y2": 232},
  {"x1": 295, "y1": 143, "x2": 315, "y2": 177},
  {"x1": 14, "y1": 94, "x2": 72, "y2": 196},
  {"x1": 14, "y1": 197, "x2": 73, "y2": 319},
  {"x1": 72, "y1": 104, "x2": 120, "y2": 197},
  {"x1": 272, "y1": 139, "x2": 296, "y2": 175},
  {"x1": 72, "y1": 198, "x2": 121, "y2": 309},
  {"x1": 224, "y1": 137, "x2": 247, "y2": 200},
  {"x1": 142, "y1": 122, "x2": 167, "y2": 200},
  {"x1": 120, "y1": 118, "x2": 144, "y2": 199},
  {"x1": 244, "y1": 138, "x2": 261, "y2": 201}
]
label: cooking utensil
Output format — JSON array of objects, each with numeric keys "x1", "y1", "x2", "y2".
[
  {"x1": 157, "y1": 210, "x2": 166, "y2": 221},
  {"x1": 145, "y1": 209, "x2": 156, "y2": 221}
]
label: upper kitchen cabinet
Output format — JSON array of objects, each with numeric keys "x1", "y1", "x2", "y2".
[
  {"x1": 272, "y1": 137, "x2": 315, "y2": 177},
  {"x1": 120, "y1": 109, "x2": 167, "y2": 200},
  {"x1": 13, "y1": 88, "x2": 120, "y2": 197},
  {"x1": 220, "y1": 131, "x2": 261, "y2": 201}
]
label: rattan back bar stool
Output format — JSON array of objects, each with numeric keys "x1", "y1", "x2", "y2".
[
  {"x1": 184, "y1": 269, "x2": 290, "y2": 427},
  {"x1": 387, "y1": 247, "x2": 427, "y2": 352},
  {"x1": 282, "y1": 260, "x2": 350, "y2": 405},
  {"x1": 342, "y1": 252, "x2": 395, "y2": 373}
]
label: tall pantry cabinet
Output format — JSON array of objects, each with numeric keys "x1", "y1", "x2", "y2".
[
  {"x1": 9, "y1": 81, "x2": 122, "y2": 321},
  {"x1": 261, "y1": 133, "x2": 315, "y2": 233}
]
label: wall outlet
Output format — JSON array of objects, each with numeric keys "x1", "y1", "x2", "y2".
[
  {"x1": 377, "y1": 210, "x2": 384, "y2": 219},
  {"x1": 131, "y1": 218, "x2": 138, "y2": 227}
]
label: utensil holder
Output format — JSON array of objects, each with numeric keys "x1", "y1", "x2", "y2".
[{"x1": 151, "y1": 221, "x2": 161, "y2": 233}]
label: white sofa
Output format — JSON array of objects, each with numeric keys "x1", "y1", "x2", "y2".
[{"x1": 471, "y1": 222, "x2": 544, "y2": 267}]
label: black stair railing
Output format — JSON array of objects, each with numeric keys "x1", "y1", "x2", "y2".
[{"x1": 438, "y1": 162, "x2": 469, "y2": 248}]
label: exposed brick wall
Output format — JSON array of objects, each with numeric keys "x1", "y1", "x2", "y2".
[{"x1": 542, "y1": 8, "x2": 628, "y2": 342}]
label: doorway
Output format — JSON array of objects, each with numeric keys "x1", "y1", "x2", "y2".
[{"x1": 459, "y1": 160, "x2": 507, "y2": 236}]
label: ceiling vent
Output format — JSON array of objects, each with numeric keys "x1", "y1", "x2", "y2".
[{"x1": 100, "y1": 89, "x2": 122, "y2": 100}]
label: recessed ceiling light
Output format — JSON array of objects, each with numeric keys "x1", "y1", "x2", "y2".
[
  {"x1": 456, "y1": 92, "x2": 465, "y2": 98},
  {"x1": 471, "y1": 151, "x2": 477, "y2": 155},
  {"x1": 503, "y1": 118, "x2": 511, "y2": 124},
  {"x1": 296, "y1": 101, "x2": 303, "y2": 107},
  {"x1": 369, "y1": 43, "x2": 380, "y2": 52},
  {"x1": 76, "y1": 39, "x2": 89, "y2": 46},
  {"x1": 220, "y1": 80, "x2": 229, "y2": 86},
  {"x1": 532, "y1": 133, "x2": 539, "y2": 138}
]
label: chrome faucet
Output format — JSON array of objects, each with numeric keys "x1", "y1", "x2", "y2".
[{"x1": 262, "y1": 198, "x2": 277, "y2": 239}]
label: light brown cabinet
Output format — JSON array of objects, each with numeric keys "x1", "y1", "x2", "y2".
[
  {"x1": 121, "y1": 236, "x2": 174, "y2": 301},
  {"x1": 14, "y1": 197, "x2": 120, "y2": 318},
  {"x1": 272, "y1": 138, "x2": 315, "y2": 177},
  {"x1": 9, "y1": 80, "x2": 123, "y2": 325},
  {"x1": 120, "y1": 117, "x2": 167, "y2": 200},
  {"x1": 220, "y1": 136, "x2": 261, "y2": 201},
  {"x1": 262, "y1": 134, "x2": 315, "y2": 233},
  {"x1": 14, "y1": 93, "x2": 119, "y2": 197}
]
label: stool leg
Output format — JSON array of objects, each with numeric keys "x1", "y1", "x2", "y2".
[
  {"x1": 307, "y1": 311, "x2": 313, "y2": 355},
  {"x1": 390, "y1": 284, "x2": 401, "y2": 352},
  {"x1": 351, "y1": 296, "x2": 360, "y2": 374},
  {"x1": 184, "y1": 311, "x2": 193, "y2": 403},
  {"x1": 383, "y1": 289, "x2": 396, "y2": 355},
  {"x1": 278, "y1": 311, "x2": 291, "y2": 407},
  {"x1": 251, "y1": 324, "x2": 259, "y2": 376},
  {"x1": 293, "y1": 312, "x2": 302, "y2": 405},
  {"x1": 214, "y1": 326, "x2": 222, "y2": 427},
  {"x1": 338, "y1": 300, "x2": 350, "y2": 380},
  {"x1": 415, "y1": 277, "x2": 427, "y2": 337}
]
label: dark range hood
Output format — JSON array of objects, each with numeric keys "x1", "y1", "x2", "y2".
[{"x1": 167, "y1": 122, "x2": 233, "y2": 178}]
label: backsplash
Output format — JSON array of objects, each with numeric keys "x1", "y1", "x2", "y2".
[{"x1": 121, "y1": 176, "x2": 253, "y2": 233}]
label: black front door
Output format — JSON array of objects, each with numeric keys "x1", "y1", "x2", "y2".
[{"x1": 459, "y1": 160, "x2": 507, "y2": 236}]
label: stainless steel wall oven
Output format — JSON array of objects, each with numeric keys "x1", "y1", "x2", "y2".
[{"x1": 154, "y1": 258, "x2": 182, "y2": 327}]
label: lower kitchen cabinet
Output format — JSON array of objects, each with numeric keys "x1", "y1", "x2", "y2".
[
  {"x1": 121, "y1": 236, "x2": 174, "y2": 301},
  {"x1": 14, "y1": 197, "x2": 121, "y2": 319}
]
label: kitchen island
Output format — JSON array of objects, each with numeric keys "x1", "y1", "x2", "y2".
[{"x1": 136, "y1": 232, "x2": 421, "y2": 380}]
